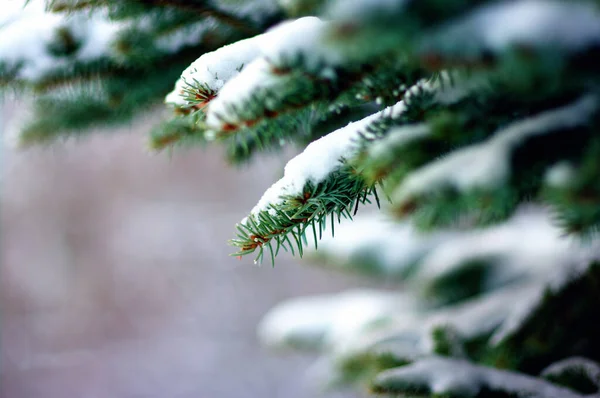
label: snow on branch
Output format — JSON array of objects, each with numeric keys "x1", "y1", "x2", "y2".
[
  {"x1": 230, "y1": 99, "x2": 412, "y2": 263},
  {"x1": 203, "y1": 17, "x2": 355, "y2": 133},
  {"x1": 300, "y1": 255, "x2": 600, "y2": 389},
  {"x1": 372, "y1": 356, "x2": 585, "y2": 397},
  {"x1": 228, "y1": 76, "x2": 457, "y2": 263},
  {"x1": 164, "y1": 31, "x2": 263, "y2": 108},
  {"x1": 165, "y1": 17, "x2": 337, "y2": 110},
  {"x1": 392, "y1": 95, "x2": 598, "y2": 207},
  {"x1": 203, "y1": 57, "x2": 331, "y2": 134},
  {"x1": 249, "y1": 106, "x2": 394, "y2": 214}
]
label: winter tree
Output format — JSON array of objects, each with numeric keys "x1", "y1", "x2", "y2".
[{"x1": 3, "y1": 0, "x2": 600, "y2": 397}]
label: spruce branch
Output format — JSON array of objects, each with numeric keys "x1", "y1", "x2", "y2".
[
  {"x1": 230, "y1": 97, "x2": 417, "y2": 264},
  {"x1": 231, "y1": 167, "x2": 379, "y2": 264}
]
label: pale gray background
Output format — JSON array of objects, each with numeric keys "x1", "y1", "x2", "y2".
[{"x1": 1, "y1": 102, "x2": 371, "y2": 398}]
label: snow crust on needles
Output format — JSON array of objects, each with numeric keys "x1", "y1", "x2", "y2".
[
  {"x1": 165, "y1": 16, "x2": 335, "y2": 108},
  {"x1": 164, "y1": 33, "x2": 262, "y2": 106}
]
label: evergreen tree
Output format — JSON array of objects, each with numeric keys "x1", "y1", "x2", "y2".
[{"x1": 3, "y1": 0, "x2": 600, "y2": 397}]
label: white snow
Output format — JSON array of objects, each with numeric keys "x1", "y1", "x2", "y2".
[
  {"x1": 374, "y1": 357, "x2": 584, "y2": 397},
  {"x1": 393, "y1": 95, "x2": 598, "y2": 202},
  {"x1": 244, "y1": 77, "x2": 446, "y2": 218},
  {"x1": 390, "y1": 284, "x2": 537, "y2": 356},
  {"x1": 260, "y1": 16, "x2": 343, "y2": 73},
  {"x1": 419, "y1": 283, "x2": 541, "y2": 353},
  {"x1": 303, "y1": 238, "x2": 600, "y2": 390},
  {"x1": 203, "y1": 17, "x2": 347, "y2": 128},
  {"x1": 306, "y1": 282, "x2": 540, "y2": 391},
  {"x1": 204, "y1": 57, "x2": 281, "y2": 128},
  {"x1": 1, "y1": 0, "x2": 45, "y2": 27},
  {"x1": 544, "y1": 161, "x2": 576, "y2": 188},
  {"x1": 164, "y1": 33, "x2": 262, "y2": 106}
]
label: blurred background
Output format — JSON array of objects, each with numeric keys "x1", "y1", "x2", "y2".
[{"x1": 0, "y1": 101, "x2": 372, "y2": 398}]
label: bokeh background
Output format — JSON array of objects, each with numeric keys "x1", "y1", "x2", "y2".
[{"x1": 1, "y1": 101, "x2": 371, "y2": 398}]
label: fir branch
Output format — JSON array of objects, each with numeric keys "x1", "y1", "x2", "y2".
[{"x1": 230, "y1": 100, "x2": 411, "y2": 264}]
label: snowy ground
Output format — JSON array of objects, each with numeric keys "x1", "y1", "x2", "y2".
[{"x1": 0, "y1": 103, "x2": 369, "y2": 398}]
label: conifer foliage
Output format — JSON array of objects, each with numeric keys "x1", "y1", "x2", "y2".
[{"x1": 3, "y1": 0, "x2": 600, "y2": 397}]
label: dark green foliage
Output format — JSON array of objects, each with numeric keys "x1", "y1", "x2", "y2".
[
  {"x1": 430, "y1": 325, "x2": 466, "y2": 358},
  {"x1": 47, "y1": 26, "x2": 82, "y2": 57}
]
